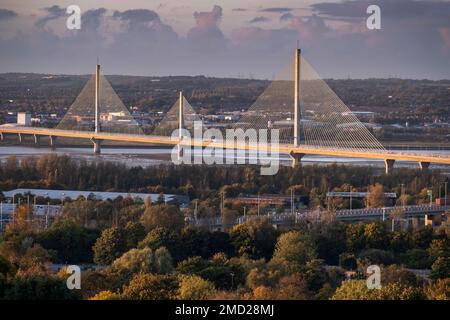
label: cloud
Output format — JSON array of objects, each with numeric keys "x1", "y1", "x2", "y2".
[
  {"x1": 260, "y1": 8, "x2": 293, "y2": 13},
  {"x1": 289, "y1": 14, "x2": 331, "y2": 43},
  {"x1": 312, "y1": 0, "x2": 450, "y2": 25},
  {"x1": 0, "y1": 2, "x2": 450, "y2": 79},
  {"x1": 35, "y1": 5, "x2": 66, "y2": 28},
  {"x1": 249, "y1": 16, "x2": 271, "y2": 24},
  {"x1": 280, "y1": 12, "x2": 294, "y2": 21},
  {"x1": 187, "y1": 5, "x2": 225, "y2": 50},
  {"x1": 113, "y1": 9, "x2": 159, "y2": 23},
  {"x1": 0, "y1": 8, "x2": 17, "y2": 20}
]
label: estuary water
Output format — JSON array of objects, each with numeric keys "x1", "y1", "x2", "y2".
[{"x1": 1, "y1": 146, "x2": 450, "y2": 172}]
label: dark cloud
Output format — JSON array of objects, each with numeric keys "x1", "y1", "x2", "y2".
[
  {"x1": 249, "y1": 16, "x2": 271, "y2": 24},
  {"x1": 113, "y1": 9, "x2": 159, "y2": 22},
  {"x1": 280, "y1": 12, "x2": 294, "y2": 21},
  {"x1": 82, "y1": 8, "x2": 107, "y2": 31},
  {"x1": 260, "y1": 8, "x2": 293, "y2": 13},
  {"x1": 0, "y1": 8, "x2": 17, "y2": 20},
  {"x1": 35, "y1": 5, "x2": 66, "y2": 28}
]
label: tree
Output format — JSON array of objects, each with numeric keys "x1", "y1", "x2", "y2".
[
  {"x1": 177, "y1": 275, "x2": 216, "y2": 300},
  {"x1": 339, "y1": 253, "x2": 357, "y2": 270},
  {"x1": 359, "y1": 249, "x2": 395, "y2": 266},
  {"x1": 122, "y1": 273, "x2": 179, "y2": 300},
  {"x1": 4, "y1": 275, "x2": 81, "y2": 300},
  {"x1": 123, "y1": 221, "x2": 146, "y2": 250},
  {"x1": 365, "y1": 183, "x2": 386, "y2": 208},
  {"x1": 345, "y1": 223, "x2": 366, "y2": 253},
  {"x1": 310, "y1": 221, "x2": 347, "y2": 265},
  {"x1": 425, "y1": 278, "x2": 450, "y2": 300},
  {"x1": 139, "y1": 227, "x2": 184, "y2": 262},
  {"x1": 364, "y1": 222, "x2": 389, "y2": 249},
  {"x1": 410, "y1": 226, "x2": 433, "y2": 249},
  {"x1": 427, "y1": 238, "x2": 450, "y2": 263},
  {"x1": 230, "y1": 218, "x2": 278, "y2": 260},
  {"x1": 112, "y1": 247, "x2": 173, "y2": 275},
  {"x1": 140, "y1": 204, "x2": 184, "y2": 232},
  {"x1": 331, "y1": 280, "x2": 372, "y2": 300},
  {"x1": 271, "y1": 231, "x2": 316, "y2": 270},
  {"x1": 176, "y1": 256, "x2": 209, "y2": 276},
  {"x1": 382, "y1": 265, "x2": 421, "y2": 287},
  {"x1": 89, "y1": 290, "x2": 121, "y2": 300},
  {"x1": 331, "y1": 280, "x2": 424, "y2": 300},
  {"x1": 0, "y1": 254, "x2": 13, "y2": 276},
  {"x1": 400, "y1": 249, "x2": 431, "y2": 269},
  {"x1": 93, "y1": 227, "x2": 127, "y2": 265},
  {"x1": 430, "y1": 257, "x2": 450, "y2": 280},
  {"x1": 35, "y1": 220, "x2": 100, "y2": 263}
]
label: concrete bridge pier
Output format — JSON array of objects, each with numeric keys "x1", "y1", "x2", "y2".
[
  {"x1": 18, "y1": 133, "x2": 23, "y2": 143},
  {"x1": 384, "y1": 159, "x2": 395, "y2": 175},
  {"x1": 419, "y1": 161, "x2": 430, "y2": 171},
  {"x1": 290, "y1": 152, "x2": 305, "y2": 168},
  {"x1": 49, "y1": 136, "x2": 57, "y2": 150},
  {"x1": 91, "y1": 138, "x2": 102, "y2": 154},
  {"x1": 33, "y1": 134, "x2": 39, "y2": 145}
]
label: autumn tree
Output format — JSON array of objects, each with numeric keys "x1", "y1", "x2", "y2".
[
  {"x1": 365, "y1": 183, "x2": 386, "y2": 208},
  {"x1": 177, "y1": 275, "x2": 216, "y2": 300},
  {"x1": 121, "y1": 273, "x2": 179, "y2": 300},
  {"x1": 140, "y1": 204, "x2": 184, "y2": 232},
  {"x1": 111, "y1": 247, "x2": 173, "y2": 275}
]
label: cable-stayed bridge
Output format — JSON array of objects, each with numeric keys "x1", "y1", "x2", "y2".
[{"x1": 1, "y1": 49, "x2": 449, "y2": 174}]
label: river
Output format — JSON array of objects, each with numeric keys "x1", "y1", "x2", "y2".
[{"x1": 1, "y1": 146, "x2": 450, "y2": 173}]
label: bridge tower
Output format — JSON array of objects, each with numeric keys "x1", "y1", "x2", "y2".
[
  {"x1": 92, "y1": 64, "x2": 102, "y2": 154},
  {"x1": 294, "y1": 48, "x2": 301, "y2": 147},
  {"x1": 177, "y1": 91, "x2": 184, "y2": 161},
  {"x1": 290, "y1": 48, "x2": 302, "y2": 167}
]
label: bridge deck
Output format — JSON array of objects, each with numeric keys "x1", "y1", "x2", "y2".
[{"x1": 1, "y1": 126, "x2": 450, "y2": 165}]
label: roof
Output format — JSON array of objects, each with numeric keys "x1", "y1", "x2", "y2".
[
  {"x1": 326, "y1": 191, "x2": 397, "y2": 199},
  {"x1": 2, "y1": 188, "x2": 188, "y2": 204}
]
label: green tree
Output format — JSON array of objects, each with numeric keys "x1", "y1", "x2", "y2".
[
  {"x1": 271, "y1": 231, "x2": 316, "y2": 270},
  {"x1": 139, "y1": 227, "x2": 184, "y2": 262},
  {"x1": 111, "y1": 247, "x2": 173, "y2": 275},
  {"x1": 364, "y1": 222, "x2": 389, "y2": 249},
  {"x1": 230, "y1": 218, "x2": 278, "y2": 260},
  {"x1": 345, "y1": 223, "x2": 366, "y2": 253},
  {"x1": 4, "y1": 275, "x2": 81, "y2": 300},
  {"x1": 332, "y1": 280, "x2": 424, "y2": 300},
  {"x1": 430, "y1": 257, "x2": 450, "y2": 280},
  {"x1": 35, "y1": 220, "x2": 100, "y2": 263},
  {"x1": 123, "y1": 221, "x2": 146, "y2": 250},
  {"x1": 176, "y1": 256, "x2": 209, "y2": 275},
  {"x1": 400, "y1": 249, "x2": 431, "y2": 269},
  {"x1": 93, "y1": 227, "x2": 127, "y2": 265},
  {"x1": 339, "y1": 253, "x2": 357, "y2": 270},
  {"x1": 427, "y1": 238, "x2": 450, "y2": 262}
]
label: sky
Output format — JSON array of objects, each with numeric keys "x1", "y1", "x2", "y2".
[{"x1": 0, "y1": 0, "x2": 450, "y2": 79}]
